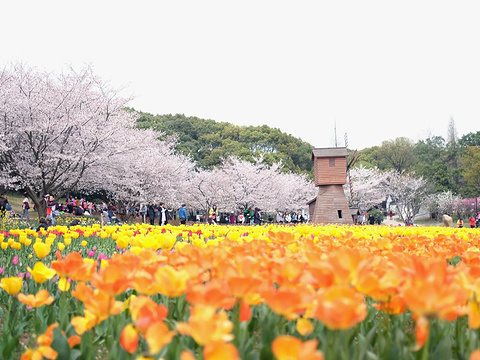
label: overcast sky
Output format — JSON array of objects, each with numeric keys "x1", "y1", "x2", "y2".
[{"x1": 2, "y1": 1, "x2": 479, "y2": 150}]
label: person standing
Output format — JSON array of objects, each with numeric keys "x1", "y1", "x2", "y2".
[
  {"x1": 46, "y1": 195, "x2": 57, "y2": 225},
  {"x1": 209, "y1": 204, "x2": 218, "y2": 225},
  {"x1": 457, "y1": 218, "x2": 464, "y2": 228},
  {"x1": 0, "y1": 194, "x2": 8, "y2": 218},
  {"x1": 147, "y1": 202, "x2": 156, "y2": 226},
  {"x1": 253, "y1": 208, "x2": 262, "y2": 226},
  {"x1": 291, "y1": 212, "x2": 298, "y2": 224},
  {"x1": 469, "y1": 215, "x2": 476, "y2": 228},
  {"x1": 179, "y1": 204, "x2": 188, "y2": 225},
  {"x1": 22, "y1": 194, "x2": 30, "y2": 219},
  {"x1": 229, "y1": 212, "x2": 236, "y2": 224},
  {"x1": 368, "y1": 213, "x2": 375, "y2": 225},
  {"x1": 243, "y1": 207, "x2": 253, "y2": 225},
  {"x1": 159, "y1": 203, "x2": 168, "y2": 226},
  {"x1": 276, "y1": 211, "x2": 284, "y2": 224}
]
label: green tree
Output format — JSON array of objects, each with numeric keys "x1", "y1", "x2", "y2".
[
  {"x1": 379, "y1": 137, "x2": 416, "y2": 173},
  {"x1": 134, "y1": 111, "x2": 314, "y2": 175},
  {"x1": 413, "y1": 136, "x2": 457, "y2": 193},
  {"x1": 461, "y1": 146, "x2": 480, "y2": 197}
]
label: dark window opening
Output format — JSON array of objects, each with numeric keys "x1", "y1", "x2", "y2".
[
  {"x1": 329, "y1": 158, "x2": 335, "y2": 167},
  {"x1": 337, "y1": 210, "x2": 342, "y2": 218}
]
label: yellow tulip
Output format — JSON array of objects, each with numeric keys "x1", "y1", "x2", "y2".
[
  {"x1": 0, "y1": 277, "x2": 23, "y2": 295},
  {"x1": 59, "y1": 277, "x2": 71, "y2": 291},
  {"x1": 33, "y1": 242, "x2": 51, "y2": 258},
  {"x1": 27, "y1": 262, "x2": 56, "y2": 284}
]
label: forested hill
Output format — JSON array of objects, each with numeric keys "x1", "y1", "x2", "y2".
[{"x1": 135, "y1": 112, "x2": 314, "y2": 174}]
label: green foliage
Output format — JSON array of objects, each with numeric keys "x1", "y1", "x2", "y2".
[
  {"x1": 356, "y1": 134, "x2": 480, "y2": 198},
  {"x1": 461, "y1": 146, "x2": 480, "y2": 196},
  {"x1": 412, "y1": 136, "x2": 458, "y2": 193},
  {"x1": 134, "y1": 111, "x2": 314, "y2": 175},
  {"x1": 368, "y1": 208, "x2": 384, "y2": 224}
]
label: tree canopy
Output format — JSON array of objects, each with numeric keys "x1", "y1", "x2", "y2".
[
  {"x1": 356, "y1": 131, "x2": 480, "y2": 198},
  {"x1": 135, "y1": 112, "x2": 314, "y2": 175}
]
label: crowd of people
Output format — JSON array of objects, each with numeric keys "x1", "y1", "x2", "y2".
[
  {"x1": 457, "y1": 213, "x2": 480, "y2": 228},
  {"x1": 0, "y1": 191, "x2": 311, "y2": 228}
]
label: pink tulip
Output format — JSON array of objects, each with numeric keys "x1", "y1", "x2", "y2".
[
  {"x1": 0, "y1": 267, "x2": 4, "y2": 275},
  {"x1": 25, "y1": 272, "x2": 31, "y2": 279},
  {"x1": 116, "y1": 245, "x2": 121, "y2": 251},
  {"x1": 98, "y1": 253, "x2": 108, "y2": 261},
  {"x1": 87, "y1": 250, "x2": 95, "y2": 257},
  {"x1": 93, "y1": 246, "x2": 97, "y2": 251},
  {"x1": 18, "y1": 272, "x2": 24, "y2": 278},
  {"x1": 12, "y1": 256, "x2": 18, "y2": 266}
]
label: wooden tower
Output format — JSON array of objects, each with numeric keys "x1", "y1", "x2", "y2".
[{"x1": 310, "y1": 147, "x2": 353, "y2": 224}]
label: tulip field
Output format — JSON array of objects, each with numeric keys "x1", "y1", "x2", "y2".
[{"x1": 2, "y1": 224, "x2": 480, "y2": 359}]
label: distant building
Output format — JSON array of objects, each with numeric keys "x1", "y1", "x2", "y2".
[{"x1": 309, "y1": 147, "x2": 353, "y2": 225}]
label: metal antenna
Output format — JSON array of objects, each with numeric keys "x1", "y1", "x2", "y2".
[
  {"x1": 345, "y1": 133, "x2": 354, "y2": 204},
  {"x1": 334, "y1": 115, "x2": 338, "y2": 147}
]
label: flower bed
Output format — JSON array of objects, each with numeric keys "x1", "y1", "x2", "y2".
[{"x1": 1, "y1": 224, "x2": 480, "y2": 360}]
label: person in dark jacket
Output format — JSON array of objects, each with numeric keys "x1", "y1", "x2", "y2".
[
  {"x1": 254, "y1": 208, "x2": 262, "y2": 226},
  {"x1": 0, "y1": 194, "x2": 8, "y2": 218},
  {"x1": 147, "y1": 202, "x2": 156, "y2": 225},
  {"x1": 37, "y1": 217, "x2": 49, "y2": 230}
]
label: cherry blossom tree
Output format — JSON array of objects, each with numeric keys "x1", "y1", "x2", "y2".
[
  {"x1": 345, "y1": 165, "x2": 389, "y2": 211},
  {"x1": 423, "y1": 191, "x2": 461, "y2": 219},
  {"x1": 386, "y1": 171, "x2": 430, "y2": 221},
  {"x1": 0, "y1": 63, "x2": 145, "y2": 216},
  {"x1": 79, "y1": 131, "x2": 194, "y2": 208},
  {"x1": 187, "y1": 157, "x2": 315, "y2": 215}
]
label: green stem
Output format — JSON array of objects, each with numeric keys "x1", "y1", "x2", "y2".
[
  {"x1": 420, "y1": 327, "x2": 431, "y2": 360},
  {"x1": 4, "y1": 296, "x2": 13, "y2": 332}
]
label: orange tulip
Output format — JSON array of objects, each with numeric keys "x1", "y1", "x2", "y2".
[
  {"x1": 400, "y1": 257, "x2": 467, "y2": 321},
  {"x1": 314, "y1": 285, "x2": 367, "y2": 330},
  {"x1": 414, "y1": 316, "x2": 429, "y2": 351},
  {"x1": 71, "y1": 310, "x2": 98, "y2": 335},
  {"x1": 204, "y1": 342, "x2": 240, "y2": 360},
  {"x1": 51, "y1": 251, "x2": 96, "y2": 281},
  {"x1": 145, "y1": 321, "x2": 176, "y2": 354},
  {"x1": 471, "y1": 349, "x2": 480, "y2": 360},
  {"x1": 226, "y1": 276, "x2": 263, "y2": 300},
  {"x1": 71, "y1": 282, "x2": 122, "y2": 332},
  {"x1": 18, "y1": 289, "x2": 54, "y2": 308},
  {"x1": 176, "y1": 305, "x2": 233, "y2": 346},
  {"x1": 373, "y1": 296, "x2": 406, "y2": 315},
  {"x1": 239, "y1": 299, "x2": 252, "y2": 322},
  {"x1": 120, "y1": 324, "x2": 139, "y2": 354},
  {"x1": 272, "y1": 336, "x2": 324, "y2": 360},
  {"x1": 181, "y1": 350, "x2": 196, "y2": 360},
  {"x1": 132, "y1": 269, "x2": 158, "y2": 295},
  {"x1": 155, "y1": 265, "x2": 189, "y2": 297},
  {"x1": 262, "y1": 285, "x2": 315, "y2": 320},
  {"x1": 296, "y1": 318, "x2": 314, "y2": 336},
  {"x1": 129, "y1": 296, "x2": 168, "y2": 335},
  {"x1": 468, "y1": 301, "x2": 480, "y2": 329},
  {"x1": 187, "y1": 279, "x2": 236, "y2": 310},
  {"x1": 89, "y1": 262, "x2": 132, "y2": 296},
  {"x1": 22, "y1": 322, "x2": 83, "y2": 360}
]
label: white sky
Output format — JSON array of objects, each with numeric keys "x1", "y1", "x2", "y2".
[{"x1": 1, "y1": 0, "x2": 479, "y2": 150}]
